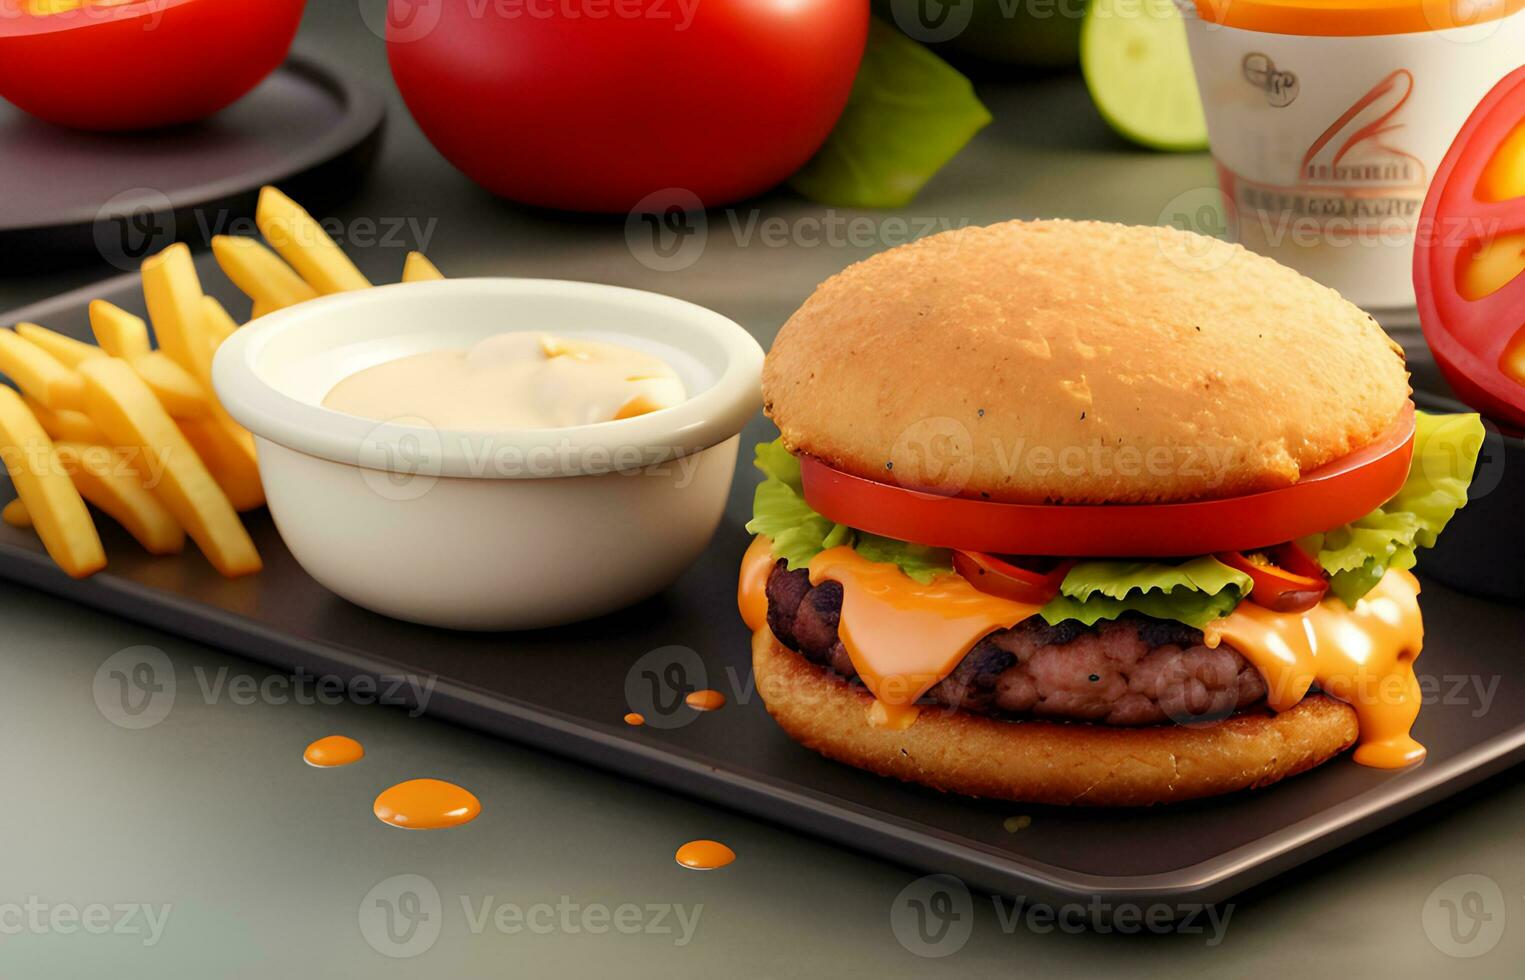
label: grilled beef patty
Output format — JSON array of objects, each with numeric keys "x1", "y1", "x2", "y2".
[{"x1": 765, "y1": 561, "x2": 1269, "y2": 726}]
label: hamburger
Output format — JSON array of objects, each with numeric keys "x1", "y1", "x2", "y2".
[{"x1": 738, "y1": 220, "x2": 1484, "y2": 806}]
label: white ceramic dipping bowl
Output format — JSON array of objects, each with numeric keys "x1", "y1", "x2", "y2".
[{"x1": 213, "y1": 279, "x2": 764, "y2": 631}]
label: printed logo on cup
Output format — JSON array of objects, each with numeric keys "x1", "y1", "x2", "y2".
[
  {"x1": 624, "y1": 645, "x2": 708, "y2": 730},
  {"x1": 93, "y1": 645, "x2": 177, "y2": 730},
  {"x1": 359, "y1": 874, "x2": 444, "y2": 958},
  {"x1": 1421, "y1": 873, "x2": 1506, "y2": 958},
  {"x1": 888, "y1": 0, "x2": 976, "y2": 43},
  {"x1": 357, "y1": 416, "x2": 444, "y2": 502},
  {"x1": 93, "y1": 188, "x2": 176, "y2": 272},
  {"x1": 1242, "y1": 54, "x2": 1299, "y2": 107},
  {"x1": 626, "y1": 189, "x2": 708, "y2": 273},
  {"x1": 890, "y1": 874, "x2": 973, "y2": 958}
]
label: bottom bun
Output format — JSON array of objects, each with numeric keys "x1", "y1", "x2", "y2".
[{"x1": 752, "y1": 628, "x2": 1359, "y2": 806}]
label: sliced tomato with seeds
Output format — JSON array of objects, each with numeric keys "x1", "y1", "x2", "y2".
[{"x1": 1415, "y1": 65, "x2": 1525, "y2": 431}]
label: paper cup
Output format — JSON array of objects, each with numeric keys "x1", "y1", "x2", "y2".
[{"x1": 1176, "y1": 0, "x2": 1525, "y2": 311}]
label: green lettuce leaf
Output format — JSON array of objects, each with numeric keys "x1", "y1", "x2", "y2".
[
  {"x1": 787, "y1": 19, "x2": 992, "y2": 208},
  {"x1": 1039, "y1": 558, "x2": 1253, "y2": 628},
  {"x1": 744, "y1": 439, "x2": 952, "y2": 583},
  {"x1": 1303, "y1": 411, "x2": 1484, "y2": 606}
]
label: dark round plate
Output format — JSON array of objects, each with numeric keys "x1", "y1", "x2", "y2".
[{"x1": 0, "y1": 52, "x2": 385, "y2": 274}]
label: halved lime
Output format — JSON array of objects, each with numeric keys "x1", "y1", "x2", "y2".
[{"x1": 1081, "y1": 0, "x2": 1208, "y2": 152}]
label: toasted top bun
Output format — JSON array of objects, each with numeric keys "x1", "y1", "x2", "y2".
[{"x1": 763, "y1": 220, "x2": 1411, "y2": 504}]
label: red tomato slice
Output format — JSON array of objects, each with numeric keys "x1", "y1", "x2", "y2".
[
  {"x1": 952, "y1": 551, "x2": 1073, "y2": 604},
  {"x1": 799, "y1": 404, "x2": 1416, "y2": 557},
  {"x1": 0, "y1": 0, "x2": 305, "y2": 131},
  {"x1": 1218, "y1": 544, "x2": 1328, "y2": 614},
  {"x1": 1415, "y1": 65, "x2": 1525, "y2": 431}
]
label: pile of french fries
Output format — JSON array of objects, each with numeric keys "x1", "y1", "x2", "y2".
[{"x1": 0, "y1": 186, "x2": 444, "y2": 580}]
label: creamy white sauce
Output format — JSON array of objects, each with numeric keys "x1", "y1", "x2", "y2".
[{"x1": 323, "y1": 333, "x2": 686, "y2": 430}]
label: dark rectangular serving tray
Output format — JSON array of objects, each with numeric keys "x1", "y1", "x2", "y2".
[{"x1": 3, "y1": 263, "x2": 1523, "y2": 909}]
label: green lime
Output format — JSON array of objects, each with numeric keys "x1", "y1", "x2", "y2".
[{"x1": 1081, "y1": 0, "x2": 1209, "y2": 152}]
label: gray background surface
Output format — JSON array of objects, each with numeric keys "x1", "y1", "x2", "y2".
[{"x1": 0, "y1": 3, "x2": 1520, "y2": 976}]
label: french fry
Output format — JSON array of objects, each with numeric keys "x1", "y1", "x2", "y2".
[
  {"x1": 89, "y1": 300, "x2": 152, "y2": 361},
  {"x1": 2, "y1": 498, "x2": 30, "y2": 529},
  {"x1": 0, "y1": 329, "x2": 86, "y2": 412},
  {"x1": 402, "y1": 251, "x2": 444, "y2": 282},
  {"x1": 176, "y1": 416, "x2": 264, "y2": 512},
  {"x1": 249, "y1": 299, "x2": 275, "y2": 321},
  {"x1": 77, "y1": 359, "x2": 259, "y2": 578},
  {"x1": 202, "y1": 297, "x2": 237, "y2": 347},
  {"x1": 130, "y1": 351, "x2": 209, "y2": 419},
  {"x1": 212, "y1": 235, "x2": 319, "y2": 311},
  {"x1": 178, "y1": 298, "x2": 265, "y2": 511},
  {"x1": 53, "y1": 442, "x2": 185, "y2": 556},
  {"x1": 15, "y1": 323, "x2": 107, "y2": 369},
  {"x1": 0, "y1": 387, "x2": 105, "y2": 578},
  {"x1": 23, "y1": 395, "x2": 108, "y2": 445},
  {"x1": 197, "y1": 297, "x2": 238, "y2": 381},
  {"x1": 255, "y1": 185, "x2": 371, "y2": 295},
  {"x1": 141, "y1": 243, "x2": 208, "y2": 377}
]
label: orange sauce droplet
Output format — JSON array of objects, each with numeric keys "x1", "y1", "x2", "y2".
[
  {"x1": 373, "y1": 778, "x2": 481, "y2": 830},
  {"x1": 675, "y1": 840, "x2": 735, "y2": 870},
  {"x1": 624, "y1": 712, "x2": 645, "y2": 726},
  {"x1": 685, "y1": 689, "x2": 726, "y2": 712},
  {"x1": 303, "y1": 734, "x2": 364, "y2": 768}
]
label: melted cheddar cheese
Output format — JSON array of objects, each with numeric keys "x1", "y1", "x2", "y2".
[
  {"x1": 807, "y1": 547, "x2": 1043, "y2": 729},
  {"x1": 1205, "y1": 569, "x2": 1425, "y2": 768},
  {"x1": 739, "y1": 535, "x2": 1428, "y2": 768}
]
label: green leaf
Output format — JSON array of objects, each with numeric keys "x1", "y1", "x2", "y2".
[
  {"x1": 787, "y1": 19, "x2": 992, "y2": 209},
  {"x1": 1306, "y1": 412, "x2": 1484, "y2": 606},
  {"x1": 854, "y1": 533, "x2": 952, "y2": 585},
  {"x1": 1039, "y1": 557, "x2": 1252, "y2": 628},
  {"x1": 1039, "y1": 587, "x2": 1245, "y2": 630},
  {"x1": 744, "y1": 439, "x2": 952, "y2": 582}
]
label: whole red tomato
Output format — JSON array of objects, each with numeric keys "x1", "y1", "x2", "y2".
[
  {"x1": 0, "y1": 0, "x2": 305, "y2": 131},
  {"x1": 387, "y1": 0, "x2": 869, "y2": 212}
]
